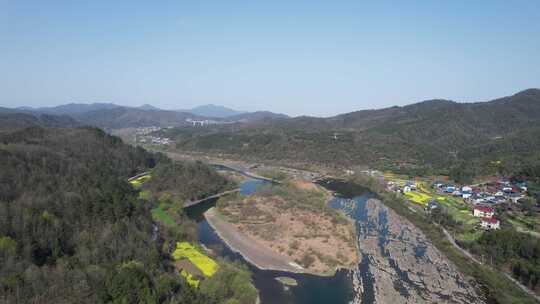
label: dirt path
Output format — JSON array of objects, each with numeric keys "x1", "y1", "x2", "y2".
[{"x1": 204, "y1": 208, "x2": 303, "y2": 273}]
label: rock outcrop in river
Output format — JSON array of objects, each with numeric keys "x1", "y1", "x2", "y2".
[{"x1": 339, "y1": 198, "x2": 484, "y2": 304}]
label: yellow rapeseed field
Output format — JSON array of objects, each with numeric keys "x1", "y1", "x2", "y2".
[
  {"x1": 404, "y1": 191, "x2": 432, "y2": 205},
  {"x1": 129, "y1": 174, "x2": 152, "y2": 188},
  {"x1": 173, "y1": 242, "x2": 218, "y2": 278}
]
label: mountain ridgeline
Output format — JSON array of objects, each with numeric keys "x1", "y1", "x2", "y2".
[
  {"x1": 2, "y1": 103, "x2": 288, "y2": 129},
  {"x1": 3, "y1": 89, "x2": 540, "y2": 180},
  {"x1": 165, "y1": 89, "x2": 540, "y2": 180}
]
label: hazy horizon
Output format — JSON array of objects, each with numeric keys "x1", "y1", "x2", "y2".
[
  {"x1": 1, "y1": 1, "x2": 539, "y2": 116},
  {"x1": 3, "y1": 87, "x2": 539, "y2": 118}
]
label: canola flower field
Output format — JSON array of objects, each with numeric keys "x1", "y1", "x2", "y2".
[
  {"x1": 173, "y1": 242, "x2": 218, "y2": 286},
  {"x1": 129, "y1": 174, "x2": 152, "y2": 188}
]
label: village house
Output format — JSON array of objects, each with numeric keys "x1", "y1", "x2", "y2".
[
  {"x1": 509, "y1": 193, "x2": 526, "y2": 203},
  {"x1": 425, "y1": 200, "x2": 441, "y2": 213},
  {"x1": 444, "y1": 185, "x2": 456, "y2": 193},
  {"x1": 405, "y1": 181, "x2": 417, "y2": 191},
  {"x1": 462, "y1": 192, "x2": 472, "y2": 199},
  {"x1": 433, "y1": 182, "x2": 445, "y2": 189},
  {"x1": 473, "y1": 205, "x2": 494, "y2": 218},
  {"x1": 481, "y1": 217, "x2": 500, "y2": 230}
]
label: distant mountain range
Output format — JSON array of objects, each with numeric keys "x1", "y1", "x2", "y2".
[
  {"x1": 16, "y1": 103, "x2": 121, "y2": 115},
  {"x1": 1, "y1": 102, "x2": 288, "y2": 129},
  {"x1": 179, "y1": 104, "x2": 247, "y2": 118}
]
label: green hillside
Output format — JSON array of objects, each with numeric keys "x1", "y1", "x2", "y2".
[
  {"x1": 0, "y1": 126, "x2": 253, "y2": 303},
  {"x1": 165, "y1": 89, "x2": 540, "y2": 180}
]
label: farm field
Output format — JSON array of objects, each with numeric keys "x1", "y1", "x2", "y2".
[
  {"x1": 173, "y1": 242, "x2": 218, "y2": 286},
  {"x1": 404, "y1": 191, "x2": 432, "y2": 205}
]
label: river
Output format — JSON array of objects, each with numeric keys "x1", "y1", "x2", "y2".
[
  {"x1": 185, "y1": 174, "x2": 483, "y2": 304},
  {"x1": 185, "y1": 176, "x2": 356, "y2": 304}
]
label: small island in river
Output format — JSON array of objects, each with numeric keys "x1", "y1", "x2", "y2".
[{"x1": 205, "y1": 179, "x2": 358, "y2": 275}]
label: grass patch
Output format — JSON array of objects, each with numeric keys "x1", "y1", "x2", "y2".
[
  {"x1": 138, "y1": 190, "x2": 151, "y2": 200},
  {"x1": 151, "y1": 206, "x2": 176, "y2": 226},
  {"x1": 257, "y1": 169, "x2": 289, "y2": 181},
  {"x1": 456, "y1": 230, "x2": 483, "y2": 243}
]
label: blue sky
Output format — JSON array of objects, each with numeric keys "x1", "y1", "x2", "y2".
[{"x1": 1, "y1": 1, "x2": 539, "y2": 116}]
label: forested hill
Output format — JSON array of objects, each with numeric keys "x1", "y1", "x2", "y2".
[
  {"x1": 72, "y1": 107, "x2": 203, "y2": 129},
  {"x1": 167, "y1": 88, "x2": 540, "y2": 179},
  {"x1": 0, "y1": 112, "x2": 80, "y2": 131},
  {"x1": 0, "y1": 126, "x2": 245, "y2": 303}
]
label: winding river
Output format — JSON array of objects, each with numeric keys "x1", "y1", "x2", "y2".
[
  {"x1": 185, "y1": 174, "x2": 483, "y2": 304},
  {"x1": 186, "y1": 177, "x2": 354, "y2": 303}
]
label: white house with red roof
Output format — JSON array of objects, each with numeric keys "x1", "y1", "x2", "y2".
[
  {"x1": 473, "y1": 206, "x2": 494, "y2": 218},
  {"x1": 481, "y1": 217, "x2": 500, "y2": 230}
]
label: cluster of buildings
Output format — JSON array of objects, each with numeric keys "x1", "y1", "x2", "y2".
[
  {"x1": 134, "y1": 126, "x2": 172, "y2": 146},
  {"x1": 135, "y1": 126, "x2": 162, "y2": 135},
  {"x1": 185, "y1": 118, "x2": 219, "y2": 126},
  {"x1": 434, "y1": 180, "x2": 527, "y2": 205},
  {"x1": 472, "y1": 205, "x2": 500, "y2": 229},
  {"x1": 144, "y1": 137, "x2": 172, "y2": 145},
  {"x1": 431, "y1": 179, "x2": 528, "y2": 230},
  {"x1": 387, "y1": 177, "x2": 531, "y2": 231},
  {"x1": 386, "y1": 180, "x2": 416, "y2": 193}
]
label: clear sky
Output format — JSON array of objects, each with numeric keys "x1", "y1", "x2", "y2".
[{"x1": 1, "y1": 1, "x2": 539, "y2": 116}]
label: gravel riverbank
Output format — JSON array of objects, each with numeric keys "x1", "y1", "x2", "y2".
[{"x1": 349, "y1": 198, "x2": 484, "y2": 304}]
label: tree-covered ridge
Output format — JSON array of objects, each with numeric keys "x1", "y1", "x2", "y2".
[
  {"x1": 0, "y1": 127, "x2": 254, "y2": 304},
  {"x1": 145, "y1": 160, "x2": 236, "y2": 203},
  {"x1": 165, "y1": 89, "x2": 540, "y2": 179}
]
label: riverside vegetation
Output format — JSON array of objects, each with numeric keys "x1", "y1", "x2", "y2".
[{"x1": 0, "y1": 125, "x2": 256, "y2": 304}]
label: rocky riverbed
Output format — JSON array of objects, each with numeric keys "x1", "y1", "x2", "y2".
[{"x1": 335, "y1": 197, "x2": 485, "y2": 304}]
